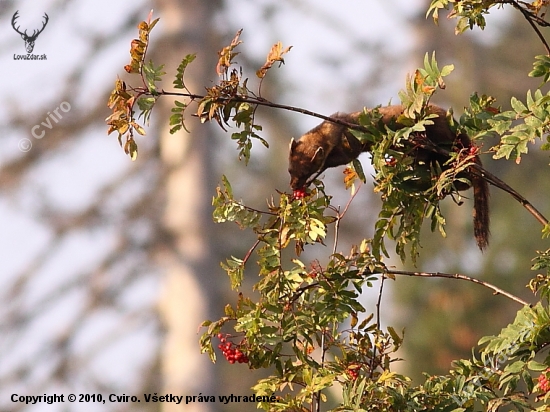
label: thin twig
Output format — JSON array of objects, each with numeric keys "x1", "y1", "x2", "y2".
[
  {"x1": 370, "y1": 273, "x2": 386, "y2": 378},
  {"x1": 157, "y1": 89, "x2": 364, "y2": 130},
  {"x1": 387, "y1": 269, "x2": 530, "y2": 306},
  {"x1": 507, "y1": 0, "x2": 550, "y2": 54},
  {"x1": 242, "y1": 239, "x2": 260, "y2": 265},
  {"x1": 375, "y1": 275, "x2": 385, "y2": 331},
  {"x1": 332, "y1": 182, "x2": 362, "y2": 254},
  {"x1": 316, "y1": 329, "x2": 327, "y2": 412},
  {"x1": 332, "y1": 205, "x2": 342, "y2": 255},
  {"x1": 514, "y1": 0, "x2": 550, "y2": 25},
  {"x1": 471, "y1": 163, "x2": 549, "y2": 226}
]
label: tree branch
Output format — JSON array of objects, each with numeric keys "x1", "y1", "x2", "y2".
[
  {"x1": 158, "y1": 89, "x2": 352, "y2": 125},
  {"x1": 471, "y1": 163, "x2": 549, "y2": 227},
  {"x1": 419, "y1": 139, "x2": 549, "y2": 227},
  {"x1": 154, "y1": 89, "x2": 549, "y2": 229},
  {"x1": 387, "y1": 269, "x2": 531, "y2": 306},
  {"x1": 370, "y1": 272, "x2": 386, "y2": 378},
  {"x1": 331, "y1": 182, "x2": 362, "y2": 254},
  {"x1": 506, "y1": 0, "x2": 550, "y2": 54}
]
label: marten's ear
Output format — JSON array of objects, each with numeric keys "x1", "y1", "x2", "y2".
[
  {"x1": 311, "y1": 147, "x2": 325, "y2": 169},
  {"x1": 289, "y1": 137, "x2": 298, "y2": 153}
]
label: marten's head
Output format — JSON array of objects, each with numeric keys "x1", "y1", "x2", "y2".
[{"x1": 288, "y1": 137, "x2": 326, "y2": 189}]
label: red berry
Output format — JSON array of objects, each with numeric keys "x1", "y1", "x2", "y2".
[
  {"x1": 217, "y1": 333, "x2": 223, "y2": 339},
  {"x1": 385, "y1": 157, "x2": 397, "y2": 167},
  {"x1": 293, "y1": 188, "x2": 306, "y2": 199},
  {"x1": 469, "y1": 145, "x2": 480, "y2": 156},
  {"x1": 538, "y1": 369, "x2": 550, "y2": 393}
]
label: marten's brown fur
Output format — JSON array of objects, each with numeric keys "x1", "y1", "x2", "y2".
[{"x1": 288, "y1": 104, "x2": 490, "y2": 250}]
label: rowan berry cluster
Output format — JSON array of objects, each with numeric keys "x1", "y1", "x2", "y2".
[
  {"x1": 217, "y1": 333, "x2": 249, "y2": 364},
  {"x1": 308, "y1": 260, "x2": 322, "y2": 279},
  {"x1": 292, "y1": 188, "x2": 307, "y2": 199},
  {"x1": 384, "y1": 156, "x2": 397, "y2": 167},
  {"x1": 346, "y1": 364, "x2": 361, "y2": 381},
  {"x1": 468, "y1": 144, "x2": 480, "y2": 156},
  {"x1": 538, "y1": 368, "x2": 550, "y2": 393}
]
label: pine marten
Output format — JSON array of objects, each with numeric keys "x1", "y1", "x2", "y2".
[{"x1": 288, "y1": 104, "x2": 490, "y2": 250}]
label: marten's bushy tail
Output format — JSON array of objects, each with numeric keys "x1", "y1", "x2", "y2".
[{"x1": 472, "y1": 161, "x2": 490, "y2": 251}]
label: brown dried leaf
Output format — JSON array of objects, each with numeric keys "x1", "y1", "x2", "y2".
[
  {"x1": 257, "y1": 42, "x2": 292, "y2": 78},
  {"x1": 343, "y1": 167, "x2": 358, "y2": 190},
  {"x1": 216, "y1": 29, "x2": 243, "y2": 76}
]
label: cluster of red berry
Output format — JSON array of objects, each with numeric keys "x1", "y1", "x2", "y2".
[
  {"x1": 538, "y1": 369, "x2": 550, "y2": 393},
  {"x1": 217, "y1": 333, "x2": 249, "y2": 364},
  {"x1": 308, "y1": 260, "x2": 322, "y2": 279},
  {"x1": 384, "y1": 156, "x2": 397, "y2": 167},
  {"x1": 346, "y1": 364, "x2": 361, "y2": 381},
  {"x1": 307, "y1": 270, "x2": 318, "y2": 279},
  {"x1": 468, "y1": 144, "x2": 480, "y2": 156},
  {"x1": 292, "y1": 188, "x2": 307, "y2": 199}
]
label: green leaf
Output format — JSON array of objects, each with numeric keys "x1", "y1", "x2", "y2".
[
  {"x1": 142, "y1": 61, "x2": 166, "y2": 93},
  {"x1": 528, "y1": 360, "x2": 548, "y2": 371},
  {"x1": 169, "y1": 100, "x2": 190, "y2": 134},
  {"x1": 173, "y1": 53, "x2": 197, "y2": 89},
  {"x1": 529, "y1": 55, "x2": 550, "y2": 83},
  {"x1": 440, "y1": 63, "x2": 454, "y2": 77},
  {"x1": 510, "y1": 97, "x2": 527, "y2": 114}
]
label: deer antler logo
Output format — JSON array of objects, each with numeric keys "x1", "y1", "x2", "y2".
[{"x1": 11, "y1": 11, "x2": 49, "y2": 54}]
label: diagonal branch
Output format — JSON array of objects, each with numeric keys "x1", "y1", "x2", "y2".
[
  {"x1": 470, "y1": 162, "x2": 549, "y2": 227},
  {"x1": 154, "y1": 89, "x2": 550, "y2": 229},
  {"x1": 418, "y1": 138, "x2": 549, "y2": 228},
  {"x1": 506, "y1": 0, "x2": 550, "y2": 54},
  {"x1": 387, "y1": 269, "x2": 531, "y2": 306}
]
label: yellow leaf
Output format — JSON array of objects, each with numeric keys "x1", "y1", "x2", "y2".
[
  {"x1": 343, "y1": 167, "x2": 358, "y2": 189},
  {"x1": 132, "y1": 123, "x2": 146, "y2": 136},
  {"x1": 350, "y1": 312, "x2": 358, "y2": 328},
  {"x1": 378, "y1": 370, "x2": 396, "y2": 384},
  {"x1": 216, "y1": 29, "x2": 243, "y2": 76}
]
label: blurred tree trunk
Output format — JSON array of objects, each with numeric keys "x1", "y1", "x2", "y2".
[{"x1": 154, "y1": 1, "x2": 221, "y2": 410}]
